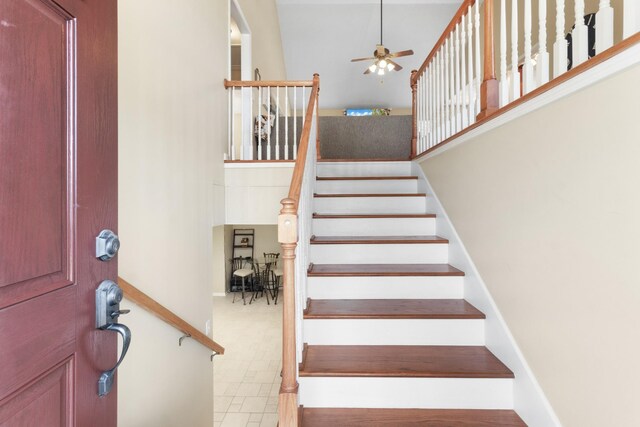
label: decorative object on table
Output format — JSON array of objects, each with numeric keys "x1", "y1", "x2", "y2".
[
  {"x1": 344, "y1": 108, "x2": 391, "y2": 117},
  {"x1": 350, "y1": 0, "x2": 414, "y2": 75}
]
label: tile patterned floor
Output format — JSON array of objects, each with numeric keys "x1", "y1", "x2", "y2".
[{"x1": 213, "y1": 292, "x2": 281, "y2": 427}]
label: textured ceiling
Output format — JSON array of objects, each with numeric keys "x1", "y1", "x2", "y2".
[{"x1": 277, "y1": 0, "x2": 461, "y2": 109}]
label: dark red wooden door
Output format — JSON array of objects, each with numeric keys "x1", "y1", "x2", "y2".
[{"x1": 0, "y1": 0, "x2": 118, "y2": 425}]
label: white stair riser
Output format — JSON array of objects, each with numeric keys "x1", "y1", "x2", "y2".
[
  {"x1": 317, "y1": 162, "x2": 413, "y2": 177},
  {"x1": 312, "y1": 217, "x2": 436, "y2": 236},
  {"x1": 315, "y1": 180, "x2": 418, "y2": 194},
  {"x1": 314, "y1": 197, "x2": 426, "y2": 214},
  {"x1": 307, "y1": 276, "x2": 464, "y2": 299},
  {"x1": 304, "y1": 319, "x2": 484, "y2": 345},
  {"x1": 310, "y1": 243, "x2": 448, "y2": 264},
  {"x1": 298, "y1": 377, "x2": 513, "y2": 409}
]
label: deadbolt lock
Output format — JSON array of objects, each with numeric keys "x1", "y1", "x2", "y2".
[{"x1": 96, "y1": 229, "x2": 120, "y2": 261}]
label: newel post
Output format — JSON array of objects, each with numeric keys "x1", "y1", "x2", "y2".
[
  {"x1": 410, "y1": 70, "x2": 418, "y2": 158},
  {"x1": 477, "y1": 0, "x2": 499, "y2": 120},
  {"x1": 278, "y1": 198, "x2": 299, "y2": 427},
  {"x1": 314, "y1": 73, "x2": 321, "y2": 160}
]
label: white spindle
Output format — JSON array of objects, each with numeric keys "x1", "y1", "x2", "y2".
[
  {"x1": 257, "y1": 87, "x2": 262, "y2": 160},
  {"x1": 523, "y1": 0, "x2": 535, "y2": 94},
  {"x1": 247, "y1": 88, "x2": 252, "y2": 160},
  {"x1": 449, "y1": 36, "x2": 455, "y2": 137},
  {"x1": 537, "y1": 0, "x2": 550, "y2": 86},
  {"x1": 293, "y1": 87, "x2": 297, "y2": 160},
  {"x1": 276, "y1": 87, "x2": 280, "y2": 160},
  {"x1": 553, "y1": 0, "x2": 567, "y2": 77},
  {"x1": 454, "y1": 24, "x2": 462, "y2": 133},
  {"x1": 499, "y1": 0, "x2": 509, "y2": 107},
  {"x1": 596, "y1": 0, "x2": 614, "y2": 54},
  {"x1": 285, "y1": 87, "x2": 289, "y2": 160},
  {"x1": 441, "y1": 43, "x2": 447, "y2": 139},
  {"x1": 460, "y1": 18, "x2": 468, "y2": 129},
  {"x1": 424, "y1": 72, "x2": 429, "y2": 151},
  {"x1": 228, "y1": 88, "x2": 233, "y2": 160},
  {"x1": 422, "y1": 75, "x2": 427, "y2": 153},
  {"x1": 474, "y1": 2, "x2": 481, "y2": 116},
  {"x1": 436, "y1": 52, "x2": 442, "y2": 143},
  {"x1": 429, "y1": 65, "x2": 434, "y2": 147},
  {"x1": 266, "y1": 86, "x2": 271, "y2": 160},
  {"x1": 466, "y1": 7, "x2": 475, "y2": 122},
  {"x1": 624, "y1": 0, "x2": 640, "y2": 38},
  {"x1": 572, "y1": 0, "x2": 589, "y2": 66},
  {"x1": 302, "y1": 86, "x2": 306, "y2": 127},
  {"x1": 419, "y1": 76, "x2": 424, "y2": 153},
  {"x1": 510, "y1": 0, "x2": 520, "y2": 101}
]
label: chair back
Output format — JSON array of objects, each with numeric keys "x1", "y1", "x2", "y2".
[
  {"x1": 231, "y1": 256, "x2": 246, "y2": 272},
  {"x1": 263, "y1": 252, "x2": 280, "y2": 266}
]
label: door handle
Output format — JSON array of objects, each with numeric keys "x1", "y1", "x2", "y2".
[
  {"x1": 96, "y1": 280, "x2": 132, "y2": 396},
  {"x1": 98, "y1": 323, "x2": 131, "y2": 396}
]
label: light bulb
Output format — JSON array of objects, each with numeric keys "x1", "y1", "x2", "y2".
[
  {"x1": 369, "y1": 64, "x2": 377, "y2": 73},
  {"x1": 379, "y1": 59, "x2": 388, "y2": 68},
  {"x1": 377, "y1": 67, "x2": 385, "y2": 76},
  {"x1": 387, "y1": 63, "x2": 395, "y2": 71}
]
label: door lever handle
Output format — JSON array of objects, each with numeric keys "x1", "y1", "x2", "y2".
[
  {"x1": 98, "y1": 322, "x2": 131, "y2": 397},
  {"x1": 110, "y1": 309, "x2": 131, "y2": 318}
]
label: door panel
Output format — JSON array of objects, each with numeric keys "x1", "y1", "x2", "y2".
[
  {"x1": 0, "y1": 0, "x2": 118, "y2": 425},
  {"x1": 0, "y1": 0, "x2": 74, "y2": 309}
]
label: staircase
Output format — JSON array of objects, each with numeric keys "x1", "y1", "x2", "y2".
[{"x1": 297, "y1": 160, "x2": 526, "y2": 426}]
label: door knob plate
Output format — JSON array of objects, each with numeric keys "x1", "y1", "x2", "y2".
[{"x1": 96, "y1": 229, "x2": 120, "y2": 261}]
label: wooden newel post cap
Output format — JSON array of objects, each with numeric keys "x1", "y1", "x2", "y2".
[{"x1": 279, "y1": 198, "x2": 298, "y2": 244}]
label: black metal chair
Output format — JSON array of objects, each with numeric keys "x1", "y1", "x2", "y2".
[
  {"x1": 250, "y1": 259, "x2": 272, "y2": 305},
  {"x1": 264, "y1": 253, "x2": 281, "y2": 304},
  {"x1": 231, "y1": 256, "x2": 253, "y2": 305}
]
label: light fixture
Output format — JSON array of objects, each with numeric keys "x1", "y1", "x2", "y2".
[
  {"x1": 377, "y1": 67, "x2": 385, "y2": 76},
  {"x1": 387, "y1": 63, "x2": 395, "y2": 71},
  {"x1": 369, "y1": 63, "x2": 377, "y2": 73},
  {"x1": 379, "y1": 58, "x2": 388, "y2": 68}
]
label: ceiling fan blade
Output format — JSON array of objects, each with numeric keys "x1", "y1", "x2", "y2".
[
  {"x1": 387, "y1": 59, "x2": 403, "y2": 71},
  {"x1": 389, "y1": 49, "x2": 415, "y2": 58},
  {"x1": 364, "y1": 67, "x2": 373, "y2": 74},
  {"x1": 351, "y1": 56, "x2": 376, "y2": 62}
]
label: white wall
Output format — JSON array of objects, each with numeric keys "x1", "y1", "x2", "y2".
[
  {"x1": 277, "y1": 1, "x2": 460, "y2": 108},
  {"x1": 117, "y1": 0, "x2": 228, "y2": 425},
  {"x1": 420, "y1": 62, "x2": 640, "y2": 427}
]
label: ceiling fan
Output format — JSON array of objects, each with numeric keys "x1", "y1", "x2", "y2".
[{"x1": 350, "y1": 0, "x2": 414, "y2": 75}]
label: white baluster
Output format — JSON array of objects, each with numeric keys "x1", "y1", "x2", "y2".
[
  {"x1": 266, "y1": 86, "x2": 271, "y2": 160},
  {"x1": 257, "y1": 87, "x2": 262, "y2": 160},
  {"x1": 523, "y1": 0, "x2": 535, "y2": 94},
  {"x1": 596, "y1": 0, "x2": 614, "y2": 54},
  {"x1": 499, "y1": 0, "x2": 509, "y2": 107},
  {"x1": 467, "y1": 6, "x2": 475, "y2": 122},
  {"x1": 537, "y1": 0, "x2": 550, "y2": 86},
  {"x1": 247, "y1": 87, "x2": 252, "y2": 160},
  {"x1": 428, "y1": 65, "x2": 434, "y2": 147},
  {"x1": 553, "y1": 0, "x2": 568, "y2": 77},
  {"x1": 442, "y1": 42, "x2": 448, "y2": 139},
  {"x1": 510, "y1": 0, "x2": 521, "y2": 101},
  {"x1": 624, "y1": 0, "x2": 640, "y2": 38},
  {"x1": 474, "y1": 2, "x2": 481, "y2": 116},
  {"x1": 228, "y1": 88, "x2": 233, "y2": 160},
  {"x1": 285, "y1": 87, "x2": 289, "y2": 160},
  {"x1": 420, "y1": 75, "x2": 424, "y2": 153},
  {"x1": 572, "y1": 0, "x2": 589, "y2": 66},
  {"x1": 449, "y1": 36, "x2": 455, "y2": 137},
  {"x1": 293, "y1": 87, "x2": 297, "y2": 160},
  {"x1": 436, "y1": 53, "x2": 442, "y2": 143},
  {"x1": 460, "y1": 17, "x2": 468, "y2": 129},
  {"x1": 276, "y1": 87, "x2": 280, "y2": 160},
  {"x1": 422, "y1": 74, "x2": 427, "y2": 152},
  {"x1": 454, "y1": 24, "x2": 462, "y2": 133}
]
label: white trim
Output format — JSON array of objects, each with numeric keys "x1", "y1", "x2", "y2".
[
  {"x1": 224, "y1": 162, "x2": 296, "y2": 169},
  {"x1": 212, "y1": 292, "x2": 227, "y2": 297},
  {"x1": 412, "y1": 163, "x2": 562, "y2": 427},
  {"x1": 417, "y1": 42, "x2": 640, "y2": 163}
]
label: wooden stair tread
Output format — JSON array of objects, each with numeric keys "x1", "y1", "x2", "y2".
[
  {"x1": 299, "y1": 345, "x2": 514, "y2": 378},
  {"x1": 310, "y1": 235, "x2": 448, "y2": 244},
  {"x1": 313, "y1": 213, "x2": 436, "y2": 219},
  {"x1": 314, "y1": 193, "x2": 426, "y2": 198},
  {"x1": 316, "y1": 176, "x2": 418, "y2": 180},
  {"x1": 308, "y1": 264, "x2": 465, "y2": 277},
  {"x1": 301, "y1": 408, "x2": 527, "y2": 426},
  {"x1": 304, "y1": 299, "x2": 485, "y2": 319}
]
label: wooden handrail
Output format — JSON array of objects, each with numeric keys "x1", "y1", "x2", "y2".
[
  {"x1": 117, "y1": 277, "x2": 225, "y2": 355},
  {"x1": 411, "y1": 0, "x2": 477, "y2": 86},
  {"x1": 286, "y1": 74, "x2": 320, "y2": 211},
  {"x1": 224, "y1": 79, "x2": 314, "y2": 88}
]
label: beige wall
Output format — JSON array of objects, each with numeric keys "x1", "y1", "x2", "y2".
[
  {"x1": 117, "y1": 0, "x2": 228, "y2": 425},
  {"x1": 421, "y1": 63, "x2": 640, "y2": 427},
  {"x1": 238, "y1": 0, "x2": 287, "y2": 80}
]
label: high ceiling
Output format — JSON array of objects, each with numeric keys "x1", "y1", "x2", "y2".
[{"x1": 276, "y1": 0, "x2": 461, "y2": 110}]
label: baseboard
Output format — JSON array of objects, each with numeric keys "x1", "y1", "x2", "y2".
[{"x1": 212, "y1": 292, "x2": 227, "y2": 297}]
